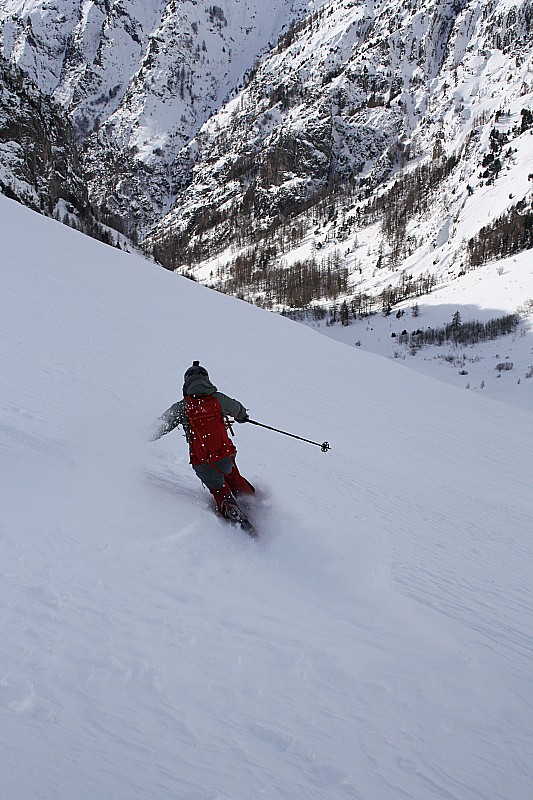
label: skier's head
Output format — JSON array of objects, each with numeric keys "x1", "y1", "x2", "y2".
[
  {"x1": 183, "y1": 361, "x2": 214, "y2": 396},
  {"x1": 184, "y1": 360, "x2": 209, "y2": 381}
]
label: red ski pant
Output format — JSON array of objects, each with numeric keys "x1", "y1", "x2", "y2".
[{"x1": 192, "y1": 456, "x2": 253, "y2": 495}]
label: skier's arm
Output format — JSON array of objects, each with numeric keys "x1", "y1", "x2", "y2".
[
  {"x1": 150, "y1": 401, "x2": 185, "y2": 441},
  {"x1": 215, "y1": 392, "x2": 249, "y2": 423}
]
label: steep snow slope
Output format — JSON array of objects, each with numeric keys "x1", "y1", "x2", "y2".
[
  {"x1": 0, "y1": 0, "x2": 313, "y2": 129},
  {"x1": 1, "y1": 195, "x2": 532, "y2": 800}
]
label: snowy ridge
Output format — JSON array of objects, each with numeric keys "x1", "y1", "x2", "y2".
[{"x1": 1, "y1": 195, "x2": 532, "y2": 799}]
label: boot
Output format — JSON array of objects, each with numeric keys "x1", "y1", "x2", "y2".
[
  {"x1": 209, "y1": 486, "x2": 256, "y2": 535},
  {"x1": 210, "y1": 485, "x2": 236, "y2": 516},
  {"x1": 225, "y1": 463, "x2": 255, "y2": 495}
]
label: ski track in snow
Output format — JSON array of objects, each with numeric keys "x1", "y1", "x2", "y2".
[{"x1": 0, "y1": 197, "x2": 532, "y2": 800}]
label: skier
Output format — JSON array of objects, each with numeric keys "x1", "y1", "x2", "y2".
[{"x1": 151, "y1": 361, "x2": 255, "y2": 520}]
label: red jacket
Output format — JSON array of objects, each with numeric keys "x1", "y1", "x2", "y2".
[
  {"x1": 153, "y1": 378, "x2": 248, "y2": 465},
  {"x1": 185, "y1": 394, "x2": 237, "y2": 466}
]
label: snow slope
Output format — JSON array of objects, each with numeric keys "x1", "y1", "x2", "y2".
[
  {"x1": 1, "y1": 194, "x2": 532, "y2": 800},
  {"x1": 309, "y1": 246, "x2": 533, "y2": 412}
]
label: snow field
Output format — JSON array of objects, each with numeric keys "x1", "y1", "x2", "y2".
[{"x1": 1, "y1": 196, "x2": 532, "y2": 799}]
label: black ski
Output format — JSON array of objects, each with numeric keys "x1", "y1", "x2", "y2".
[{"x1": 222, "y1": 498, "x2": 259, "y2": 539}]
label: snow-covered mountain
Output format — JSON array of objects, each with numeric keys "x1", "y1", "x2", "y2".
[
  {"x1": 143, "y1": 0, "x2": 533, "y2": 276},
  {"x1": 0, "y1": 0, "x2": 319, "y2": 234},
  {"x1": 1, "y1": 193, "x2": 533, "y2": 800},
  {"x1": 2, "y1": 0, "x2": 531, "y2": 255}
]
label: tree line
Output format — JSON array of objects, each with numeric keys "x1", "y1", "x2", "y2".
[
  {"x1": 332, "y1": 271, "x2": 438, "y2": 322},
  {"x1": 396, "y1": 313, "x2": 519, "y2": 348},
  {"x1": 211, "y1": 251, "x2": 348, "y2": 309},
  {"x1": 467, "y1": 198, "x2": 533, "y2": 267}
]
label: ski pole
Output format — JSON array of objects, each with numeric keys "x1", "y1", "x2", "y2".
[{"x1": 246, "y1": 419, "x2": 330, "y2": 452}]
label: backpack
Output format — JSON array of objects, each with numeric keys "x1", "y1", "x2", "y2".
[{"x1": 185, "y1": 394, "x2": 236, "y2": 466}]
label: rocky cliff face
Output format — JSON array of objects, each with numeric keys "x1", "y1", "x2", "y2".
[
  {"x1": 0, "y1": 56, "x2": 87, "y2": 217},
  {"x1": 0, "y1": 0, "x2": 314, "y2": 236}
]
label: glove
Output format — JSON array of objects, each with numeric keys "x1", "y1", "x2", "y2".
[{"x1": 236, "y1": 413, "x2": 249, "y2": 424}]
